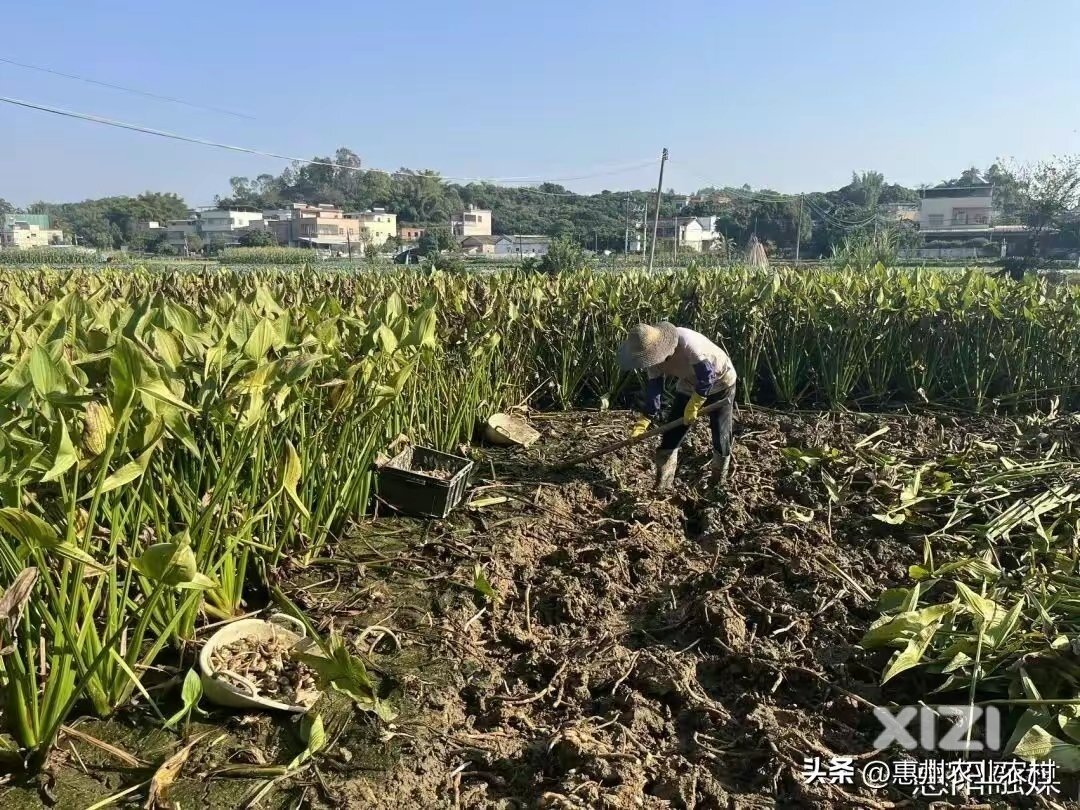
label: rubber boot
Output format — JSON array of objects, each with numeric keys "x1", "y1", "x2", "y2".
[
  {"x1": 711, "y1": 452, "x2": 730, "y2": 486},
  {"x1": 655, "y1": 449, "x2": 679, "y2": 492}
]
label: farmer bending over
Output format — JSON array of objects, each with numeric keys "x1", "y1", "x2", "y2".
[{"x1": 617, "y1": 321, "x2": 736, "y2": 491}]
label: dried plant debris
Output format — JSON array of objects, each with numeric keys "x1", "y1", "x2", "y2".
[
  {"x1": 209, "y1": 635, "x2": 320, "y2": 707},
  {"x1": 418, "y1": 466, "x2": 455, "y2": 480}
]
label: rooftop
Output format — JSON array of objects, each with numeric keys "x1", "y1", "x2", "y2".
[
  {"x1": 460, "y1": 235, "x2": 508, "y2": 245},
  {"x1": 3, "y1": 213, "x2": 51, "y2": 228},
  {"x1": 349, "y1": 209, "x2": 397, "y2": 219},
  {"x1": 920, "y1": 227, "x2": 993, "y2": 236},
  {"x1": 921, "y1": 186, "x2": 993, "y2": 199}
]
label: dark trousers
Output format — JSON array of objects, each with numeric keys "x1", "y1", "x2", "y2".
[{"x1": 660, "y1": 384, "x2": 735, "y2": 456}]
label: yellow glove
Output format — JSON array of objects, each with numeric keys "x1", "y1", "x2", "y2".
[
  {"x1": 630, "y1": 416, "x2": 651, "y2": 438},
  {"x1": 683, "y1": 392, "x2": 706, "y2": 425}
]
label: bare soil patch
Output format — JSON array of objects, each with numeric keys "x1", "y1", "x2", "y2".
[{"x1": 4, "y1": 407, "x2": 1069, "y2": 809}]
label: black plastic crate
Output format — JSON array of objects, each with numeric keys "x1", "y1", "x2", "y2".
[{"x1": 376, "y1": 445, "x2": 474, "y2": 518}]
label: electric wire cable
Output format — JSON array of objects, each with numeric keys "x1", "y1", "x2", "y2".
[
  {"x1": 0, "y1": 55, "x2": 256, "y2": 120},
  {"x1": 0, "y1": 95, "x2": 655, "y2": 197}
]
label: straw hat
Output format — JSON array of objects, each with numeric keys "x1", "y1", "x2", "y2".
[{"x1": 617, "y1": 322, "x2": 678, "y2": 370}]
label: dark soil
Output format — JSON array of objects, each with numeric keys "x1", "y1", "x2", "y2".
[{"x1": 2, "y1": 407, "x2": 1072, "y2": 809}]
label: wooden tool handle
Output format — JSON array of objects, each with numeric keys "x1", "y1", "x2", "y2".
[{"x1": 549, "y1": 400, "x2": 728, "y2": 471}]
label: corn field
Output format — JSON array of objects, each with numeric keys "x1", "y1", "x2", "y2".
[{"x1": 0, "y1": 263, "x2": 1078, "y2": 770}]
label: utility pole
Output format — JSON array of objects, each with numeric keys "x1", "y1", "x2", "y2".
[
  {"x1": 648, "y1": 148, "x2": 668, "y2": 273},
  {"x1": 795, "y1": 195, "x2": 802, "y2": 264},
  {"x1": 673, "y1": 216, "x2": 678, "y2": 265},
  {"x1": 641, "y1": 201, "x2": 648, "y2": 261},
  {"x1": 624, "y1": 194, "x2": 631, "y2": 254}
]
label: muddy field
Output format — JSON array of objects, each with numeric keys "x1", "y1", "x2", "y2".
[{"x1": 2, "y1": 407, "x2": 1074, "y2": 809}]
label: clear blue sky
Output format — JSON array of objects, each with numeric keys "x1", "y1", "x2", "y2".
[{"x1": 2, "y1": 0, "x2": 1078, "y2": 206}]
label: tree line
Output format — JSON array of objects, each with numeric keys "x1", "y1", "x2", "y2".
[{"x1": 3, "y1": 150, "x2": 1077, "y2": 256}]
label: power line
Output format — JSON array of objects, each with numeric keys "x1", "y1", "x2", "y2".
[
  {"x1": 668, "y1": 161, "x2": 893, "y2": 219},
  {"x1": 714, "y1": 186, "x2": 797, "y2": 203},
  {"x1": 0, "y1": 95, "x2": 653, "y2": 198},
  {"x1": 664, "y1": 161, "x2": 798, "y2": 203},
  {"x1": 471, "y1": 158, "x2": 658, "y2": 184},
  {"x1": 802, "y1": 197, "x2": 881, "y2": 228},
  {"x1": 0, "y1": 55, "x2": 256, "y2": 120},
  {"x1": 803, "y1": 203, "x2": 879, "y2": 229},
  {"x1": 665, "y1": 172, "x2": 885, "y2": 229}
]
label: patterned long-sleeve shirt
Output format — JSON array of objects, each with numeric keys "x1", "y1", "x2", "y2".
[{"x1": 642, "y1": 327, "x2": 737, "y2": 417}]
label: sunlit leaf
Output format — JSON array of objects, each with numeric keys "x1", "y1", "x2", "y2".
[
  {"x1": 243, "y1": 318, "x2": 279, "y2": 361},
  {"x1": 87, "y1": 442, "x2": 158, "y2": 498},
  {"x1": 138, "y1": 378, "x2": 197, "y2": 414},
  {"x1": 473, "y1": 564, "x2": 496, "y2": 602},
  {"x1": 279, "y1": 441, "x2": 310, "y2": 518},
  {"x1": 132, "y1": 539, "x2": 216, "y2": 590},
  {"x1": 29, "y1": 344, "x2": 64, "y2": 398},
  {"x1": 882, "y1": 620, "x2": 939, "y2": 683},
  {"x1": 1013, "y1": 725, "x2": 1080, "y2": 772},
  {"x1": 41, "y1": 414, "x2": 79, "y2": 483}
]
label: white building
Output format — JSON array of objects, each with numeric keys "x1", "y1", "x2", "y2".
[
  {"x1": 347, "y1": 208, "x2": 397, "y2": 246},
  {"x1": 165, "y1": 218, "x2": 199, "y2": 251},
  {"x1": 161, "y1": 208, "x2": 266, "y2": 252},
  {"x1": 899, "y1": 184, "x2": 1002, "y2": 259},
  {"x1": 459, "y1": 235, "x2": 508, "y2": 255},
  {"x1": 495, "y1": 235, "x2": 551, "y2": 258},
  {"x1": 694, "y1": 216, "x2": 718, "y2": 235},
  {"x1": 1, "y1": 214, "x2": 65, "y2": 249},
  {"x1": 913, "y1": 185, "x2": 994, "y2": 258},
  {"x1": 643, "y1": 216, "x2": 719, "y2": 253},
  {"x1": 197, "y1": 208, "x2": 265, "y2": 246},
  {"x1": 451, "y1": 205, "x2": 492, "y2": 237},
  {"x1": 918, "y1": 186, "x2": 993, "y2": 233},
  {"x1": 659, "y1": 218, "x2": 706, "y2": 251},
  {"x1": 459, "y1": 234, "x2": 552, "y2": 259}
]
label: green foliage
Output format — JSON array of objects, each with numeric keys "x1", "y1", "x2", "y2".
[
  {"x1": 536, "y1": 236, "x2": 588, "y2": 273},
  {"x1": 163, "y1": 670, "x2": 204, "y2": 730},
  {"x1": 0, "y1": 271, "x2": 462, "y2": 764},
  {"x1": 0, "y1": 248, "x2": 100, "y2": 265},
  {"x1": 429, "y1": 251, "x2": 465, "y2": 273},
  {"x1": 215, "y1": 145, "x2": 925, "y2": 252},
  {"x1": 238, "y1": 229, "x2": 279, "y2": 248},
  {"x1": 204, "y1": 235, "x2": 231, "y2": 256},
  {"x1": 417, "y1": 228, "x2": 455, "y2": 257},
  {"x1": 1017, "y1": 156, "x2": 1080, "y2": 241},
  {"x1": 130, "y1": 229, "x2": 170, "y2": 255},
  {"x1": 936, "y1": 159, "x2": 1080, "y2": 241},
  {"x1": 850, "y1": 431, "x2": 1080, "y2": 769},
  {"x1": 27, "y1": 192, "x2": 188, "y2": 249},
  {"x1": 831, "y1": 229, "x2": 905, "y2": 270},
  {"x1": 0, "y1": 255, "x2": 1075, "y2": 787},
  {"x1": 473, "y1": 563, "x2": 496, "y2": 602},
  {"x1": 1, "y1": 263, "x2": 1079, "y2": 769},
  {"x1": 25, "y1": 152, "x2": 1067, "y2": 264}
]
